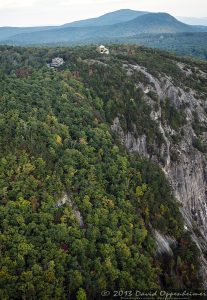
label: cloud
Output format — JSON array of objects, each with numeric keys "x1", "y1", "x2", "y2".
[
  {"x1": 59, "y1": 0, "x2": 111, "y2": 3},
  {"x1": 0, "y1": 0, "x2": 123, "y2": 9},
  {"x1": 0, "y1": 0, "x2": 36, "y2": 9}
]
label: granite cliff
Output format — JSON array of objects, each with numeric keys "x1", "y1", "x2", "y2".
[{"x1": 110, "y1": 56, "x2": 207, "y2": 286}]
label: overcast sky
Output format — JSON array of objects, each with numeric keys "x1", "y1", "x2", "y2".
[{"x1": 0, "y1": 0, "x2": 206, "y2": 27}]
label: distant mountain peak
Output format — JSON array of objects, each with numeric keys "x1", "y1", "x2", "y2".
[
  {"x1": 62, "y1": 9, "x2": 148, "y2": 28},
  {"x1": 0, "y1": 9, "x2": 206, "y2": 45}
]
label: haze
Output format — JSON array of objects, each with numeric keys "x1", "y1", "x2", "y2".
[{"x1": 0, "y1": 0, "x2": 206, "y2": 27}]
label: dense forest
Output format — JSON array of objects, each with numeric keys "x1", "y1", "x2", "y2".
[
  {"x1": 60, "y1": 33, "x2": 207, "y2": 61},
  {"x1": 105, "y1": 32, "x2": 207, "y2": 61},
  {"x1": 5, "y1": 32, "x2": 207, "y2": 61},
  {"x1": 0, "y1": 45, "x2": 206, "y2": 299}
]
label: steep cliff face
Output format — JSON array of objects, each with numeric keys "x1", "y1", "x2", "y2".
[{"x1": 111, "y1": 61, "x2": 207, "y2": 286}]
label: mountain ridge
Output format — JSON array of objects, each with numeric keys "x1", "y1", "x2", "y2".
[
  {"x1": 61, "y1": 9, "x2": 148, "y2": 27},
  {"x1": 2, "y1": 12, "x2": 205, "y2": 45},
  {"x1": 0, "y1": 26, "x2": 56, "y2": 41}
]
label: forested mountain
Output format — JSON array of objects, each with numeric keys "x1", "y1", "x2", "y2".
[
  {"x1": 116, "y1": 12, "x2": 199, "y2": 34},
  {"x1": 0, "y1": 26, "x2": 55, "y2": 42},
  {"x1": 2, "y1": 12, "x2": 204, "y2": 46},
  {"x1": 62, "y1": 9, "x2": 148, "y2": 27},
  {"x1": 0, "y1": 9, "x2": 147, "y2": 43},
  {"x1": 0, "y1": 44, "x2": 207, "y2": 298},
  {"x1": 0, "y1": 9, "x2": 144, "y2": 42}
]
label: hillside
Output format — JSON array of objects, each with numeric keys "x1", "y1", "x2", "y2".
[{"x1": 0, "y1": 45, "x2": 207, "y2": 298}]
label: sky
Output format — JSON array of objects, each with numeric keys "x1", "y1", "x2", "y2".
[{"x1": 0, "y1": 0, "x2": 206, "y2": 27}]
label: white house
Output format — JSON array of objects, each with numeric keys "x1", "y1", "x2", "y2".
[
  {"x1": 98, "y1": 45, "x2": 109, "y2": 55},
  {"x1": 49, "y1": 57, "x2": 64, "y2": 68}
]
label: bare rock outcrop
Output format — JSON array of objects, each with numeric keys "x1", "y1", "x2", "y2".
[
  {"x1": 112, "y1": 63, "x2": 207, "y2": 287},
  {"x1": 57, "y1": 193, "x2": 84, "y2": 227}
]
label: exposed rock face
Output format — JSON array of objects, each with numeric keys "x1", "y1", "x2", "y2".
[
  {"x1": 111, "y1": 118, "x2": 149, "y2": 157},
  {"x1": 154, "y1": 230, "x2": 177, "y2": 255},
  {"x1": 57, "y1": 193, "x2": 84, "y2": 227},
  {"x1": 112, "y1": 63, "x2": 207, "y2": 287}
]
